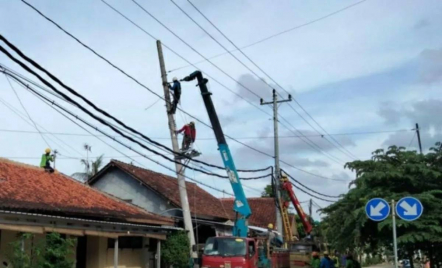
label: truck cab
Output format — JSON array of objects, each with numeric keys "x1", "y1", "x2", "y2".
[{"x1": 202, "y1": 237, "x2": 258, "y2": 268}]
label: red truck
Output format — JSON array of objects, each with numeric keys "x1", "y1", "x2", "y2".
[{"x1": 202, "y1": 237, "x2": 290, "y2": 268}]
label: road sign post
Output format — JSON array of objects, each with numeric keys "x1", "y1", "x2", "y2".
[
  {"x1": 366, "y1": 197, "x2": 423, "y2": 268},
  {"x1": 392, "y1": 200, "x2": 398, "y2": 268}
]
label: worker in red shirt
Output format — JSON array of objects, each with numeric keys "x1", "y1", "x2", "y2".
[{"x1": 176, "y1": 121, "x2": 196, "y2": 151}]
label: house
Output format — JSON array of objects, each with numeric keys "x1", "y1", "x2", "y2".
[
  {"x1": 88, "y1": 160, "x2": 232, "y2": 244},
  {"x1": 0, "y1": 158, "x2": 177, "y2": 268}
]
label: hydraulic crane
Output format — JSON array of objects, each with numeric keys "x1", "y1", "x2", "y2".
[
  {"x1": 279, "y1": 174, "x2": 313, "y2": 242},
  {"x1": 181, "y1": 71, "x2": 251, "y2": 237},
  {"x1": 182, "y1": 71, "x2": 289, "y2": 268}
]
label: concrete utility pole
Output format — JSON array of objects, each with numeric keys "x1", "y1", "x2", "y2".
[
  {"x1": 309, "y1": 199, "x2": 313, "y2": 222},
  {"x1": 157, "y1": 40, "x2": 197, "y2": 259},
  {"x1": 261, "y1": 89, "x2": 292, "y2": 238},
  {"x1": 415, "y1": 123, "x2": 423, "y2": 154}
]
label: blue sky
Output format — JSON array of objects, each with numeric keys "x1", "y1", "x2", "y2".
[{"x1": 1, "y1": 0, "x2": 442, "y2": 219}]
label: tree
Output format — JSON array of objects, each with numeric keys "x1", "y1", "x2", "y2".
[
  {"x1": 162, "y1": 231, "x2": 190, "y2": 268},
  {"x1": 261, "y1": 184, "x2": 275, "y2": 197},
  {"x1": 321, "y1": 143, "x2": 442, "y2": 268},
  {"x1": 72, "y1": 154, "x2": 104, "y2": 181}
]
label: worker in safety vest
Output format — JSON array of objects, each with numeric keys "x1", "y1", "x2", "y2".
[
  {"x1": 40, "y1": 148, "x2": 55, "y2": 173},
  {"x1": 311, "y1": 252, "x2": 321, "y2": 268},
  {"x1": 168, "y1": 77, "x2": 181, "y2": 114},
  {"x1": 176, "y1": 122, "x2": 196, "y2": 151},
  {"x1": 280, "y1": 175, "x2": 291, "y2": 209}
]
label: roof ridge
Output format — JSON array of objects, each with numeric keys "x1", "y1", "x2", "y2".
[
  {"x1": 0, "y1": 157, "x2": 47, "y2": 172},
  {"x1": 110, "y1": 159, "x2": 197, "y2": 185}
]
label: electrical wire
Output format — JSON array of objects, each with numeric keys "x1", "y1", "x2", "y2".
[
  {"x1": 3, "y1": 72, "x2": 52, "y2": 149},
  {"x1": 0, "y1": 40, "x2": 269, "y2": 176},
  {"x1": 0, "y1": 36, "x2": 268, "y2": 174},
  {"x1": 290, "y1": 181, "x2": 335, "y2": 203},
  {"x1": 16, "y1": 3, "x2": 347, "y2": 182},
  {"x1": 408, "y1": 132, "x2": 416, "y2": 147},
  {"x1": 281, "y1": 169, "x2": 341, "y2": 198},
  {"x1": 169, "y1": 0, "x2": 368, "y2": 72},
  {"x1": 178, "y1": 0, "x2": 358, "y2": 161},
  {"x1": 8, "y1": 72, "x2": 234, "y2": 196},
  {"x1": 0, "y1": 127, "x2": 414, "y2": 140}
]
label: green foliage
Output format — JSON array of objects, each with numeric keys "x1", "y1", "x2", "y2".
[
  {"x1": 321, "y1": 143, "x2": 442, "y2": 266},
  {"x1": 5, "y1": 233, "x2": 76, "y2": 268},
  {"x1": 39, "y1": 233, "x2": 76, "y2": 268},
  {"x1": 261, "y1": 184, "x2": 275, "y2": 197},
  {"x1": 162, "y1": 231, "x2": 190, "y2": 268},
  {"x1": 72, "y1": 154, "x2": 104, "y2": 181}
]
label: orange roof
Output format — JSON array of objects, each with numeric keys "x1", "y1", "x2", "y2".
[
  {"x1": 0, "y1": 158, "x2": 173, "y2": 225},
  {"x1": 220, "y1": 197, "x2": 277, "y2": 228},
  {"x1": 90, "y1": 160, "x2": 231, "y2": 220}
]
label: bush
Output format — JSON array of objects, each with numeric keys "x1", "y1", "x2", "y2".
[
  {"x1": 162, "y1": 231, "x2": 190, "y2": 268},
  {"x1": 5, "y1": 232, "x2": 76, "y2": 268}
]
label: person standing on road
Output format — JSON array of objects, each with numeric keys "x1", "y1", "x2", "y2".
[{"x1": 320, "y1": 251, "x2": 335, "y2": 268}]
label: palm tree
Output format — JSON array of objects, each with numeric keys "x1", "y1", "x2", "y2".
[{"x1": 72, "y1": 154, "x2": 104, "y2": 182}]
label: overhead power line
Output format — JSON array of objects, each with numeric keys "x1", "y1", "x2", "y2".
[
  {"x1": 6, "y1": 72, "x2": 235, "y2": 196},
  {"x1": 169, "y1": 0, "x2": 368, "y2": 72},
  {"x1": 179, "y1": 0, "x2": 358, "y2": 161},
  {"x1": 0, "y1": 50, "x2": 267, "y2": 181},
  {"x1": 0, "y1": 38, "x2": 269, "y2": 174},
  {"x1": 281, "y1": 169, "x2": 342, "y2": 198},
  {"x1": 170, "y1": 0, "x2": 347, "y2": 165},
  {"x1": 17, "y1": 2, "x2": 346, "y2": 182},
  {"x1": 0, "y1": 128, "x2": 413, "y2": 139}
]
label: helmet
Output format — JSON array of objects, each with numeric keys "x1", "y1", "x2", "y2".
[
  {"x1": 45, "y1": 148, "x2": 51, "y2": 154},
  {"x1": 189, "y1": 121, "x2": 195, "y2": 126},
  {"x1": 173, "y1": 77, "x2": 178, "y2": 82},
  {"x1": 267, "y1": 223, "x2": 274, "y2": 229},
  {"x1": 323, "y1": 251, "x2": 329, "y2": 256},
  {"x1": 281, "y1": 174, "x2": 288, "y2": 181}
]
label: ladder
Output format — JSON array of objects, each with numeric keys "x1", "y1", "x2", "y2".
[{"x1": 279, "y1": 198, "x2": 294, "y2": 243}]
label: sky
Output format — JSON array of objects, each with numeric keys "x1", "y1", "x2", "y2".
[{"x1": 1, "y1": 0, "x2": 442, "y2": 221}]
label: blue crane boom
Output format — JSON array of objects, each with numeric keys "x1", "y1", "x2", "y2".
[{"x1": 182, "y1": 71, "x2": 251, "y2": 237}]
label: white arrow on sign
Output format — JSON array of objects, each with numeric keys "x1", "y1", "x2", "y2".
[
  {"x1": 400, "y1": 201, "x2": 417, "y2": 216},
  {"x1": 370, "y1": 202, "x2": 386, "y2": 216}
]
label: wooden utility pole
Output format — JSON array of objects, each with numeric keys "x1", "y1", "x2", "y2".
[
  {"x1": 261, "y1": 89, "x2": 291, "y2": 238},
  {"x1": 157, "y1": 40, "x2": 197, "y2": 260}
]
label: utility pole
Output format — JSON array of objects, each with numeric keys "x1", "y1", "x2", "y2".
[
  {"x1": 157, "y1": 40, "x2": 197, "y2": 261},
  {"x1": 261, "y1": 89, "x2": 292, "y2": 238},
  {"x1": 309, "y1": 199, "x2": 313, "y2": 222},
  {"x1": 415, "y1": 123, "x2": 423, "y2": 154}
]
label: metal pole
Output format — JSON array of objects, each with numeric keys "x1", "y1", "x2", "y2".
[
  {"x1": 272, "y1": 89, "x2": 283, "y2": 235},
  {"x1": 156, "y1": 240, "x2": 161, "y2": 268},
  {"x1": 157, "y1": 40, "x2": 197, "y2": 259},
  {"x1": 309, "y1": 199, "x2": 313, "y2": 222},
  {"x1": 260, "y1": 89, "x2": 291, "y2": 238},
  {"x1": 392, "y1": 200, "x2": 398, "y2": 268},
  {"x1": 416, "y1": 123, "x2": 423, "y2": 154},
  {"x1": 114, "y1": 238, "x2": 119, "y2": 268}
]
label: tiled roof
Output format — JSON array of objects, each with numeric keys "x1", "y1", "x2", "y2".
[
  {"x1": 0, "y1": 158, "x2": 173, "y2": 225},
  {"x1": 92, "y1": 160, "x2": 231, "y2": 220},
  {"x1": 220, "y1": 198, "x2": 277, "y2": 229}
]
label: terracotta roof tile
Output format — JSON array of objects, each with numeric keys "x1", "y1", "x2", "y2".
[
  {"x1": 0, "y1": 158, "x2": 173, "y2": 225},
  {"x1": 105, "y1": 160, "x2": 231, "y2": 220},
  {"x1": 220, "y1": 198, "x2": 277, "y2": 228}
]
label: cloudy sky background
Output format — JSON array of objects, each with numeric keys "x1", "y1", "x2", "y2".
[{"x1": 1, "y1": 0, "x2": 442, "y2": 220}]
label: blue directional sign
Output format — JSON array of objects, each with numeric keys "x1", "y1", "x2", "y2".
[
  {"x1": 365, "y1": 198, "x2": 390, "y2": 221},
  {"x1": 396, "y1": 197, "x2": 423, "y2": 221}
]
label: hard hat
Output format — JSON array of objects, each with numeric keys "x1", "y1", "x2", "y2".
[
  {"x1": 189, "y1": 121, "x2": 195, "y2": 126},
  {"x1": 45, "y1": 148, "x2": 51, "y2": 154},
  {"x1": 281, "y1": 174, "x2": 288, "y2": 181},
  {"x1": 173, "y1": 77, "x2": 178, "y2": 81},
  {"x1": 268, "y1": 223, "x2": 274, "y2": 229},
  {"x1": 323, "y1": 251, "x2": 329, "y2": 255}
]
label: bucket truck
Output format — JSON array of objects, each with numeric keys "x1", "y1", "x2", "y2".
[{"x1": 181, "y1": 71, "x2": 289, "y2": 268}]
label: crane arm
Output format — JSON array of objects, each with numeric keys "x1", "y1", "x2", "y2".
[
  {"x1": 182, "y1": 71, "x2": 251, "y2": 237},
  {"x1": 281, "y1": 180, "x2": 313, "y2": 235}
]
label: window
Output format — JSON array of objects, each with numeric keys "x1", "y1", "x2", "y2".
[
  {"x1": 108, "y1": 237, "x2": 143, "y2": 249},
  {"x1": 203, "y1": 237, "x2": 246, "y2": 257}
]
